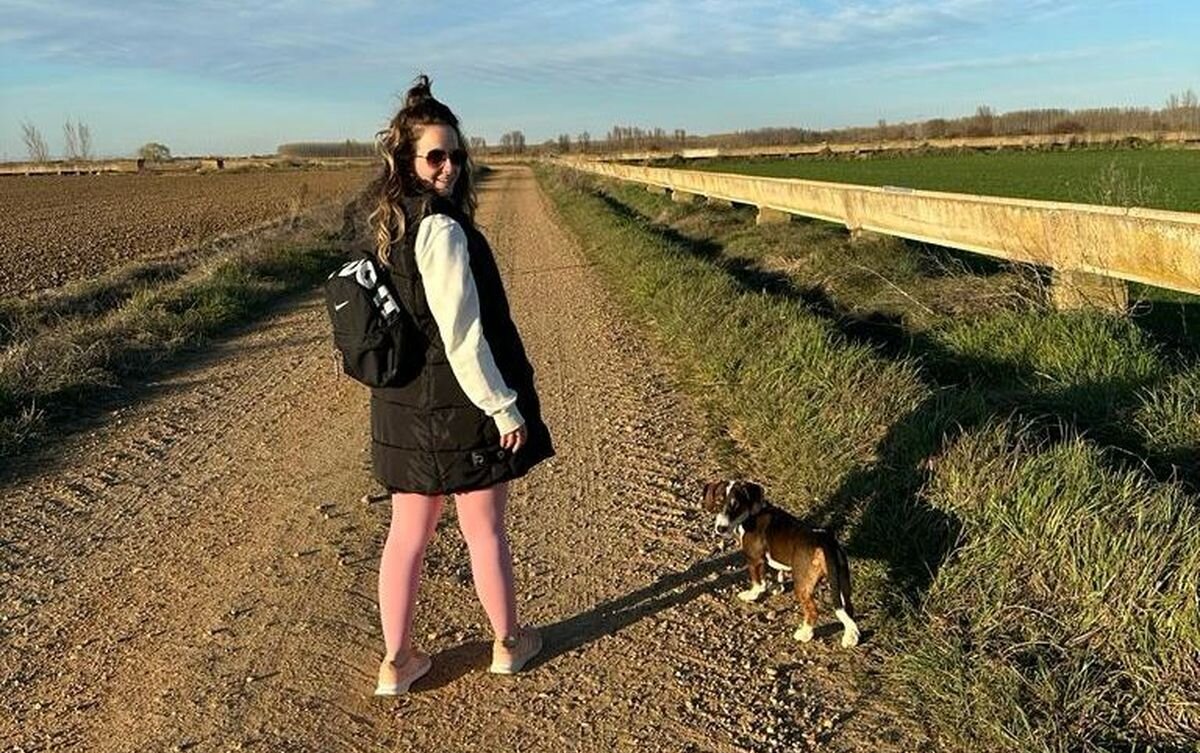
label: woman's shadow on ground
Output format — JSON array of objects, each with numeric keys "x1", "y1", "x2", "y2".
[{"x1": 416, "y1": 551, "x2": 744, "y2": 690}]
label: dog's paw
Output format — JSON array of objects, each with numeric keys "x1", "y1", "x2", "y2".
[
  {"x1": 835, "y1": 609, "x2": 860, "y2": 648},
  {"x1": 793, "y1": 624, "x2": 814, "y2": 642},
  {"x1": 841, "y1": 627, "x2": 861, "y2": 648},
  {"x1": 737, "y1": 586, "x2": 765, "y2": 602}
]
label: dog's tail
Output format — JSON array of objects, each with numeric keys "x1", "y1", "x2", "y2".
[{"x1": 821, "y1": 535, "x2": 854, "y2": 618}]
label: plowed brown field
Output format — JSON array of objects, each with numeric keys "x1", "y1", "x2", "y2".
[{"x1": 0, "y1": 168, "x2": 374, "y2": 297}]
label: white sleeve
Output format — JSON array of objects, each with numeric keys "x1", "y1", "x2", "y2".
[{"x1": 414, "y1": 214, "x2": 525, "y2": 435}]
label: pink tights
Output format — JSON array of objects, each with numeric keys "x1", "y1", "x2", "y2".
[{"x1": 377, "y1": 482, "x2": 517, "y2": 659}]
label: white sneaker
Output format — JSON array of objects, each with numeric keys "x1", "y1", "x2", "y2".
[
  {"x1": 489, "y1": 626, "x2": 543, "y2": 674},
  {"x1": 374, "y1": 649, "x2": 432, "y2": 695}
]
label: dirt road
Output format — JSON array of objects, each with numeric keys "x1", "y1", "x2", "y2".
[{"x1": 1, "y1": 167, "x2": 913, "y2": 752}]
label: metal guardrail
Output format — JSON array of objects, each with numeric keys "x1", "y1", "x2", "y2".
[{"x1": 558, "y1": 159, "x2": 1200, "y2": 299}]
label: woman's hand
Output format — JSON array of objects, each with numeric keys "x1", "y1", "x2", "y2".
[{"x1": 500, "y1": 424, "x2": 527, "y2": 453}]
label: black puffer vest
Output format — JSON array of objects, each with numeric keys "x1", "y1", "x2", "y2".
[{"x1": 369, "y1": 192, "x2": 554, "y2": 494}]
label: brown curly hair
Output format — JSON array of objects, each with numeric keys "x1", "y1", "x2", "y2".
[{"x1": 368, "y1": 74, "x2": 477, "y2": 269}]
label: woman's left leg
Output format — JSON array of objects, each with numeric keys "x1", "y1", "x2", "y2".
[
  {"x1": 378, "y1": 492, "x2": 445, "y2": 661},
  {"x1": 454, "y1": 482, "x2": 518, "y2": 639}
]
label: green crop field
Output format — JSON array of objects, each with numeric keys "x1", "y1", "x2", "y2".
[{"x1": 689, "y1": 148, "x2": 1200, "y2": 213}]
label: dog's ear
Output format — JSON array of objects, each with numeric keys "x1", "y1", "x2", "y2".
[
  {"x1": 750, "y1": 482, "x2": 764, "y2": 504},
  {"x1": 737, "y1": 481, "x2": 764, "y2": 507},
  {"x1": 700, "y1": 480, "x2": 724, "y2": 511}
]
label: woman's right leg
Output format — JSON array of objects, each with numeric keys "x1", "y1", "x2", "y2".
[
  {"x1": 378, "y1": 492, "x2": 444, "y2": 661},
  {"x1": 454, "y1": 483, "x2": 517, "y2": 640}
]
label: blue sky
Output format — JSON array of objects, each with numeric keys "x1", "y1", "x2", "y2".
[{"x1": 1, "y1": 0, "x2": 1196, "y2": 158}]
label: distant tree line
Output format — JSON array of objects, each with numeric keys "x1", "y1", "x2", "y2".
[
  {"x1": 488, "y1": 88, "x2": 1200, "y2": 156},
  {"x1": 514, "y1": 126, "x2": 685, "y2": 156},
  {"x1": 278, "y1": 140, "x2": 375, "y2": 158},
  {"x1": 692, "y1": 89, "x2": 1200, "y2": 149}
]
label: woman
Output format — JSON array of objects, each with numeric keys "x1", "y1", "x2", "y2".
[{"x1": 366, "y1": 75, "x2": 554, "y2": 695}]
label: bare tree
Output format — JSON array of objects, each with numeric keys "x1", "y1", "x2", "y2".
[
  {"x1": 78, "y1": 121, "x2": 92, "y2": 159},
  {"x1": 21, "y1": 120, "x2": 49, "y2": 162},
  {"x1": 967, "y1": 105, "x2": 995, "y2": 137},
  {"x1": 63, "y1": 119, "x2": 80, "y2": 160},
  {"x1": 1185, "y1": 89, "x2": 1200, "y2": 131},
  {"x1": 577, "y1": 131, "x2": 591, "y2": 153},
  {"x1": 499, "y1": 130, "x2": 525, "y2": 155}
]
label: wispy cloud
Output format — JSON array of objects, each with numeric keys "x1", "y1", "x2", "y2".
[
  {"x1": 865, "y1": 40, "x2": 1166, "y2": 80},
  {"x1": 0, "y1": 0, "x2": 1102, "y2": 87}
]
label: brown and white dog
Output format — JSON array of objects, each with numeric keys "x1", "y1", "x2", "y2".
[{"x1": 702, "y1": 479, "x2": 860, "y2": 648}]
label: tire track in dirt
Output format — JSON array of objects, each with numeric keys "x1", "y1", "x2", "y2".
[{"x1": 1, "y1": 166, "x2": 917, "y2": 752}]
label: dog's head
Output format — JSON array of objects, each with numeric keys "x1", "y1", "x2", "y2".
[{"x1": 701, "y1": 479, "x2": 764, "y2": 537}]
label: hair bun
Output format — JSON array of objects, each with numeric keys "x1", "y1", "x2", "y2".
[{"x1": 404, "y1": 74, "x2": 433, "y2": 108}]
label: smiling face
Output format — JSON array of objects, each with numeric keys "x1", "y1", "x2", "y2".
[{"x1": 412, "y1": 123, "x2": 461, "y2": 197}]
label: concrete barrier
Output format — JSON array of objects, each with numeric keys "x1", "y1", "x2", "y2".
[
  {"x1": 0, "y1": 159, "x2": 143, "y2": 176},
  {"x1": 0, "y1": 156, "x2": 376, "y2": 177},
  {"x1": 558, "y1": 159, "x2": 1200, "y2": 303},
  {"x1": 589, "y1": 131, "x2": 1200, "y2": 163}
]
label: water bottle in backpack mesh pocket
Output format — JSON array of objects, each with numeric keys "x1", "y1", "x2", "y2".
[{"x1": 324, "y1": 256, "x2": 414, "y2": 387}]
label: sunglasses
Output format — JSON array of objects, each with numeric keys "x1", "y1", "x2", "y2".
[{"x1": 415, "y1": 148, "x2": 467, "y2": 168}]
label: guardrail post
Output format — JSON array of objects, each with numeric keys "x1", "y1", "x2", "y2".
[
  {"x1": 756, "y1": 207, "x2": 791, "y2": 225},
  {"x1": 1050, "y1": 270, "x2": 1129, "y2": 312},
  {"x1": 849, "y1": 228, "x2": 887, "y2": 244},
  {"x1": 671, "y1": 190, "x2": 700, "y2": 204}
]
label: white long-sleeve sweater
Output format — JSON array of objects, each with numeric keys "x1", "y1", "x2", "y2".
[{"x1": 413, "y1": 213, "x2": 525, "y2": 436}]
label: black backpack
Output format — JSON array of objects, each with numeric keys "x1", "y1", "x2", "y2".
[{"x1": 323, "y1": 256, "x2": 412, "y2": 387}]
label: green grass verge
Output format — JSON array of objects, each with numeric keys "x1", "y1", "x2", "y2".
[
  {"x1": 688, "y1": 148, "x2": 1200, "y2": 213},
  {"x1": 895, "y1": 422, "x2": 1200, "y2": 752},
  {"x1": 0, "y1": 229, "x2": 343, "y2": 461},
  {"x1": 535, "y1": 164, "x2": 1200, "y2": 751}
]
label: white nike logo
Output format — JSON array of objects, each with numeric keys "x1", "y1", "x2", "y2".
[{"x1": 334, "y1": 300, "x2": 350, "y2": 311}]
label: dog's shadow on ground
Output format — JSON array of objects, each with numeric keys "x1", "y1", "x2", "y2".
[
  {"x1": 536, "y1": 551, "x2": 745, "y2": 663},
  {"x1": 415, "y1": 551, "x2": 745, "y2": 690}
]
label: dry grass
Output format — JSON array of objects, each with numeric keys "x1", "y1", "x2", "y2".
[{"x1": 0, "y1": 204, "x2": 349, "y2": 462}]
